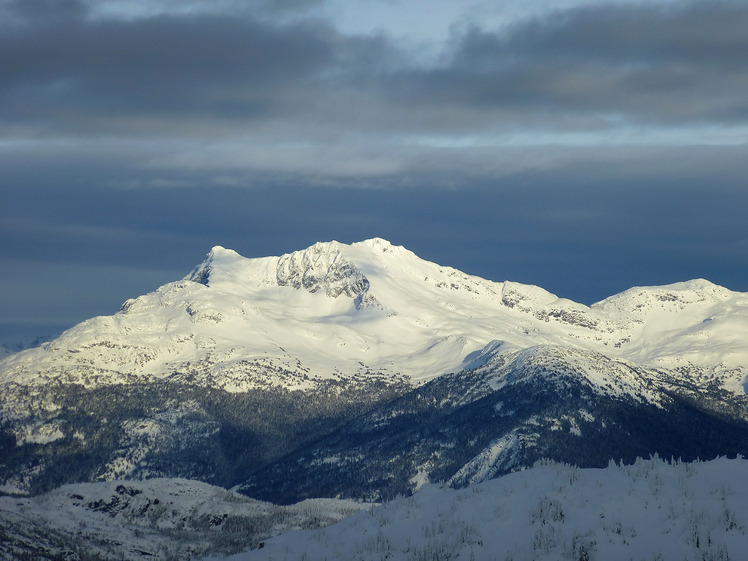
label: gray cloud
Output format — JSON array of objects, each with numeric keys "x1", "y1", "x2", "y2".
[
  {"x1": 0, "y1": 14, "x2": 341, "y2": 131},
  {"x1": 1, "y1": 0, "x2": 88, "y2": 24},
  {"x1": 389, "y1": 1, "x2": 748, "y2": 128},
  {"x1": 3, "y1": 0, "x2": 748, "y2": 141}
]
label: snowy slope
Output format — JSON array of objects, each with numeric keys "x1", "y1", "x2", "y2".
[
  {"x1": 1, "y1": 238, "x2": 746, "y2": 395},
  {"x1": 216, "y1": 457, "x2": 748, "y2": 561},
  {"x1": 0, "y1": 478, "x2": 370, "y2": 561},
  {"x1": 234, "y1": 339, "x2": 748, "y2": 503}
]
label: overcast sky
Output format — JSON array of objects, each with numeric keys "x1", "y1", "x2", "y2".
[{"x1": 2, "y1": 0, "x2": 747, "y2": 344}]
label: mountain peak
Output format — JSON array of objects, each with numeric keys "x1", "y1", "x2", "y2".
[
  {"x1": 206, "y1": 245, "x2": 239, "y2": 259},
  {"x1": 184, "y1": 240, "x2": 393, "y2": 301},
  {"x1": 303, "y1": 240, "x2": 345, "y2": 254},
  {"x1": 276, "y1": 241, "x2": 372, "y2": 306},
  {"x1": 289, "y1": 238, "x2": 400, "y2": 257},
  {"x1": 186, "y1": 246, "x2": 244, "y2": 286},
  {"x1": 592, "y1": 277, "x2": 733, "y2": 314},
  {"x1": 358, "y1": 237, "x2": 393, "y2": 250},
  {"x1": 12, "y1": 237, "x2": 742, "y2": 394}
]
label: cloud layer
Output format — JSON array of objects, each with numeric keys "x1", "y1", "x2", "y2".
[{"x1": 3, "y1": 1, "x2": 748, "y2": 140}]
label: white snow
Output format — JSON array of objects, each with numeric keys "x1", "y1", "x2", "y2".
[
  {"x1": 213, "y1": 456, "x2": 748, "y2": 561},
  {"x1": 480, "y1": 345, "x2": 666, "y2": 405},
  {"x1": 16, "y1": 422, "x2": 65, "y2": 445},
  {"x1": 446, "y1": 431, "x2": 528, "y2": 486},
  {"x1": 1, "y1": 238, "x2": 746, "y2": 398},
  {"x1": 0, "y1": 477, "x2": 372, "y2": 561}
]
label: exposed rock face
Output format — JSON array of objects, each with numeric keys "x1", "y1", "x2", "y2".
[{"x1": 275, "y1": 242, "x2": 373, "y2": 308}]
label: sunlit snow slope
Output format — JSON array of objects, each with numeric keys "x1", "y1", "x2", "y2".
[{"x1": 1, "y1": 238, "x2": 747, "y2": 394}]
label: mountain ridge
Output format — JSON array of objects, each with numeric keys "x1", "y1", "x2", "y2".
[
  {"x1": 1, "y1": 238, "x2": 747, "y2": 501},
  {"x1": 2, "y1": 237, "x2": 746, "y2": 392}
]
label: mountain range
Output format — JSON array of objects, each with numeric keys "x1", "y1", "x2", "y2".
[{"x1": 1, "y1": 238, "x2": 748, "y2": 557}]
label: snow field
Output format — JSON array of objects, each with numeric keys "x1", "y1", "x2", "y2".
[
  {"x1": 218, "y1": 457, "x2": 748, "y2": 561},
  {"x1": 0, "y1": 478, "x2": 372, "y2": 561}
]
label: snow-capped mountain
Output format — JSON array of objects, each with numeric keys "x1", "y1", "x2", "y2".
[
  {"x1": 2, "y1": 238, "x2": 746, "y2": 392},
  {"x1": 1, "y1": 238, "x2": 747, "y2": 501}
]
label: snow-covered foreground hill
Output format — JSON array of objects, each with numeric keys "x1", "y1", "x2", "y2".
[
  {"x1": 0, "y1": 478, "x2": 370, "y2": 561},
  {"x1": 217, "y1": 457, "x2": 748, "y2": 561}
]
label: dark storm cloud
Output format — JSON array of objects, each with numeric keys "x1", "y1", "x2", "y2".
[
  {"x1": 391, "y1": 1, "x2": 748, "y2": 127},
  {"x1": 3, "y1": 0, "x2": 748, "y2": 139},
  {"x1": 0, "y1": 6, "x2": 344, "y2": 130},
  {"x1": 2, "y1": 144, "x2": 746, "y2": 312}
]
